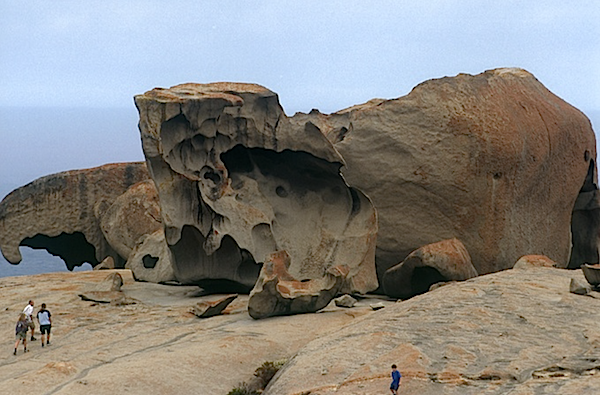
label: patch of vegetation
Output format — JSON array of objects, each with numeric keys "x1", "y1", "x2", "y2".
[
  {"x1": 254, "y1": 360, "x2": 286, "y2": 387},
  {"x1": 227, "y1": 382, "x2": 259, "y2": 395},
  {"x1": 227, "y1": 359, "x2": 287, "y2": 395}
]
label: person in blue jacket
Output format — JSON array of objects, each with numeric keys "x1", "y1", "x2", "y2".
[{"x1": 390, "y1": 364, "x2": 402, "y2": 394}]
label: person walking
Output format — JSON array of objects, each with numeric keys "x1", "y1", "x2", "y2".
[
  {"x1": 390, "y1": 364, "x2": 402, "y2": 394},
  {"x1": 14, "y1": 313, "x2": 29, "y2": 355},
  {"x1": 37, "y1": 303, "x2": 52, "y2": 347},
  {"x1": 23, "y1": 300, "x2": 37, "y2": 341}
]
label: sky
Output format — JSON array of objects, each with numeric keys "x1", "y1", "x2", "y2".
[{"x1": 1, "y1": 0, "x2": 599, "y2": 199}]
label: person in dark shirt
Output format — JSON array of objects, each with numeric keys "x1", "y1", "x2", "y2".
[
  {"x1": 390, "y1": 364, "x2": 402, "y2": 394},
  {"x1": 37, "y1": 303, "x2": 52, "y2": 347}
]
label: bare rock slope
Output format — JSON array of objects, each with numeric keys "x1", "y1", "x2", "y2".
[
  {"x1": 266, "y1": 265, "x2": 600, "y2": 394},
  {"x1": 1, "y1": 266, "x2": 599, "y2": 394}
]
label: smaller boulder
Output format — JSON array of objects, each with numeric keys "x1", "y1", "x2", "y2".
[
  {"x1": 383, "y1": 238, "x2": 477, "y2": 299},
  {"x1": 192, "y1": 294, "x2": 238, "y2": 318},
  {"x1": 334, "y1": 294, "x2": 357, "y2": 308},
  {"x1": 513, "y1": 255, "x2": 557, "y2": 269},
  {"x1": 369, "y1": 302, "x2": 385, "y2": 311},
  {"x1": 569, "y1": 278, "x2": 591, "y2": 296},
  {"x1": 125, "y1": 229, "x2": 176, "y2": 283},
  {"x1": 248, "y1": 251, "x2": 348, "y2": 319},
  {"x1": 581, "y1": 264, "x2": 600, "y2": 286},
  {"x1": 78, "y1": 272, "x2": 126, "y2": 303}
]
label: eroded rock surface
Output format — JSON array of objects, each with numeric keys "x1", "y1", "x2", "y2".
[
  {"x1": 294, "y1": 68, "x2": 599, "y2": 276},
  {"x1": 383, "y1": 238, "x2": 477, "y2": 299},
  {"x1": 134, "y1": 83, "x2": 378, "y2": 297},
  {"x1": 0, "y1": 163, "x2": 150, "y2": 270}
]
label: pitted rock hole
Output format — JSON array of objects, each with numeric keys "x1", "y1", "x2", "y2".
[
  {"x1": 275, "y1": 186, "x2": 288, "y2": 197},
  {"x1": 142, "y1": 254, "x2": 159, "y2": 269},
  {"x1": 203, "y1": 169, "x2": 222, "y2": 184},
  {"x1": 21, "y1": 232, "x2": 101, "y2": 271}
]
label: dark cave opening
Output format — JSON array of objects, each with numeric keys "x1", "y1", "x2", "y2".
[
  {"x1": 411, "y1": 266, "x2": 447, "y2": 296},
  {"x1": 21, "y1": 232, "x2": 99, "y2": 271}
]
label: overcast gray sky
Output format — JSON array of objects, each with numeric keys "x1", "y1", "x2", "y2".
[{"x1": 1, "y1": 1, "x2": 599, "y2": 199}]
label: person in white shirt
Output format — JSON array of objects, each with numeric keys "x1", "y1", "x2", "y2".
[
  {"x1": 22, "y1": 300, "x2": 36, "y2": 341},
  {"x1": 36, "y1": 303, "x2": 52, "y2": 347}
]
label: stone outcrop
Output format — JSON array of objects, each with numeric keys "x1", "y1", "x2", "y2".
[
  {"x1": 134, "y1": 83, "x2": 379, "y2": 297},
  {"x1": 0, "y1": 163, "x2": 150, "y2": 270},
  {"x1": 294, "y1": 68, "x2": 598, "y2": 276},
  {"x1": 248, "y1": 251, "x2": 349, "y2": 319},
  {"x1": 383, "y1": 238, "x2": 477, "y2": 299}
]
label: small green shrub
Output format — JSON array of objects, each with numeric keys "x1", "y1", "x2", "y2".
[
  {"x1": 227, "y1": 382, "x2": 259, "y2": 395},
  {"x1": 254, "y1": 360, "x2": 285, "y2": 386},
  {"x1": 227, "y1": 359, "x2": 286, "y2": 395}
]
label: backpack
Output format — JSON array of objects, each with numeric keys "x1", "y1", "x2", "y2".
[{"x1": 16, "y1": 321, "x2": 27, "y2": 334}]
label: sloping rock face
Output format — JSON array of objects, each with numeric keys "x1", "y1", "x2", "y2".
[
  {"x1": 383, "y1": 238, "x2": 477, "y2": 299},
  {"x1": 134, "y1": 83, "x2": 378, "y2": 295},
  {"x1": 293, "y1": 68, "x2": 598, "y2": 276},
  {"x1": 265, "y1": 266, "x2": 600, "y2": 394},
  {"x1": 0, "y1": 163, "x2": 149, "y2": 270}
]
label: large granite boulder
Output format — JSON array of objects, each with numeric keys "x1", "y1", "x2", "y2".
[
  {"x1": 0, "y1": 163, "x2": 150, "y2": 270},
  {"x1": 383, "y1": 238, "x2": 477, "y2": 299},
  {"x1": 134, "y1": 83, "x2": 379, "y2": 296},
  {"x1": 293, "y1": 68, "x2": 598, "y2": 276},
  {"x1": 99, "y1": 179, "x2": 162, "y2": 260}
]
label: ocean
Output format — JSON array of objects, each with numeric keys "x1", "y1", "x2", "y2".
[{"x1": 0, "y1": 248, "x2": 92, "y2": 278}]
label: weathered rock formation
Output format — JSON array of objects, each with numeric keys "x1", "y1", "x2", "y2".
[
  {"x1": 293, "y1": 68, "x2": 599, "y2": 276},
  {"x1": 0, "y1": 163, "x2": 150, "y2": 270},
  {"x1": 1, "y1": 68, "x2": 597, "y2": 309},
  {"x1": 134, "y1": 83, "x2": 379, "y2": 303},
  {"x1": 383, "y1": 238, "x2": 477, "y2": 299}
]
